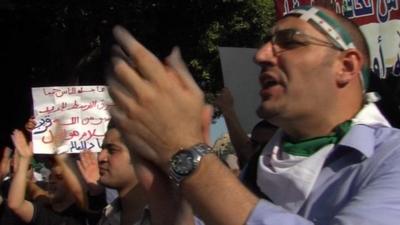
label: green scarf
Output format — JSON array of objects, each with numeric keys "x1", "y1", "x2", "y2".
[{"x1": 282, "y1": 120, "x2": 352, "y2": 157}]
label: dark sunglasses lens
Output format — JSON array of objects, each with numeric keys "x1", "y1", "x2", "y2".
[
  {"x1": 274, "y1": 30, "x2": 294, "y2": 46},
  {"x1": 260, "y1": 30, "x2": 287, "y2": 47},
  {"x1": 275, "y1": 30, "x2": 307, "y2": 49},
  {"x1": 260, "y1": 29, "x2": 304, "y2": 50}
]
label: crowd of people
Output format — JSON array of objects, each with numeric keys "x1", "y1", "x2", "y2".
[{"x1": 1, "y1": 3, "x2": 400, "y2": 225}]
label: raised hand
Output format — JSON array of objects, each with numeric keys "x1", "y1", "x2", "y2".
[
  {"x1": 77, "y1": 150, "x2": 100, "y2": 184},
  {"x1": 24, "y1": 116, "x2": 36, "y2": 134},
  {"x1": 77, "y1": 150, "x2": 103, "y2": 195},
  {"x1": 108, "y1": 26, "x2": 258, "y2": 225},
  {"x1": 215, "y1": 87, "x2": 235, "y2": 111},
  {"x1": 108, "y1": 25, "x2": 212, "y2": 172},
  {"x1": 53, "y1": 123, "x2": 67, "y2": 152},
  {"x1": 11, "y1": 129, "x2": 33, "y2": 159},
  {"x1": 0, "y1": 146, "x2": 12, "y2": 181},
  {"x1": 8, "y1": 130, "x2": 36, "y2": 223}
]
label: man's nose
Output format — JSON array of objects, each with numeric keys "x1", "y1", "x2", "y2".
[
  {"x1": 254, "y1": 41, "x2": 277, "y2": 66},
  {"x1": 98, "y1": 149, "x2": 108, "y2": 162}
]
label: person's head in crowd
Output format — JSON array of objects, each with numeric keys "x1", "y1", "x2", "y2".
[
  {"x1": 97, "y1": 120, "x2": 137, "y2": 197},
  {"x1": 47, "y1": 163, "x2": 75, "y2": 207},
  {"x1": 250, "y1": 120, "x2": 277, "y2": 151},
  {"x1": 254, "y1": 4, "x2": 369, "y2": 138}
]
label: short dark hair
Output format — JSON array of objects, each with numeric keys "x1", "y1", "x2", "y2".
[
  {"x1": 107, "y1": 119, "x2": 116, "y2": 130},
  {"x1": 252, "y1": 120, "x2": 277, "y2": 133}
]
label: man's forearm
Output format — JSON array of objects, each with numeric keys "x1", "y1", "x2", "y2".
[
  {"x1": 7, "y1": 157, "x2": 35, "y2": 223},
  {"x1": 143, "y1": 171, "x2": 195, "y2": 225},
  {"x1": 8, "y1": 157, "x2": 30, "y2": 209},
  {"x1": 181, "y1": 154, "x2": 258, "y2": 225}
]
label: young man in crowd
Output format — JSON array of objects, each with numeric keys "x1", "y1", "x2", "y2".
[
  {"x1": 81, "y1": 121, "x2": 148, "y2": 225},
  {"x1": 7, "y1": 130, "x2": 92, "y2": 225}
]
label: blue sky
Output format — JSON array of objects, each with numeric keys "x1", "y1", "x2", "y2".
[{"x1": 210, "y1": 117, "x2": 228, "y2": 144}]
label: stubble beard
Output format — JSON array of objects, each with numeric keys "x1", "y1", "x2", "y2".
[{"x1": 256, "y1": 101, "x2": 281, "y2": 121}]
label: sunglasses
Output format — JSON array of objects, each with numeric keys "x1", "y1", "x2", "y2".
[{"x1": 262, "y1": 28, "x2": 344, "y2": 51}]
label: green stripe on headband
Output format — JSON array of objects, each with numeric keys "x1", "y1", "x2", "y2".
[
  {"x1": 361, "y1": 66, "x2": 370, "y2": 89},
  {"x1": 288, "y1": 6, "x2": 369, "y2": 89},
  {"x1": 315, "y1": 11, "x2": 353, "y2": 47},
  {"x1": 289, "y1": 7, "x2": 354, "y2": 50}
]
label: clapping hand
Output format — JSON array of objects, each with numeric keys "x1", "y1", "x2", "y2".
[{"x1": 108, "y1": 26, "x2": 212, "y2": 172}]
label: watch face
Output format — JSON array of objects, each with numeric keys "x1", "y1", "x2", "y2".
[{"x1": 171, "y1": 151, "x2": 195, "y2": 176}]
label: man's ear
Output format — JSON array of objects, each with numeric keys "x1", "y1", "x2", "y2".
[{"x1": 336, "y1": 49, "x2": 363, "y2": 87}]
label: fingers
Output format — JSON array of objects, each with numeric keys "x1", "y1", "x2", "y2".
[
  {"x1": 11, "y1": 130, "x2": 32, "y2": 157},
  {"x1": 76, "y1": 160, "x2": 85, "y2": 175},
  {"x1": 53, "y1": 123, "x2": 66, "y2": 148},
  {"x1": 109, "y1": 56, "x2": 146, "y2": 100},
  {"x1": 78, "y1": 151, "x2": 89, "y2": 169},
  {"x1": 87, "y1": 150, "x2": 97, "y2": 165},
  {"x1": 111, "y1": 45, "x2": 133, "y2": 66},
  {"x1": 77, "y1": 150, "x2": 100, "y2": 183},
  {"x1": 78, "y1": 150, "x2": 97, "y2": 169},
  {"x1": 25, "y1": 117, "x2": 37, "y2": 133},
  {"x1": 1, "y1": 147, "x2": 12, "y2": 161},
  {"x1": 107, "y1": 75, "x2": 140, "y2": 113},
  {"x1": 109, "y1": 107, "x2": 160, "y2": 164},
  {"x1": 112, "y1": 25, "x2": 167, "y2": 85},
  {"x1": 109, "y1": 26, "x2": 206, "y2": 171},
  {"x1": 0, "y1": 147, "x2": 12, "y2": 177},
  {"x1": 165, "y1": 47, "x2": 202, "y2": 95}
]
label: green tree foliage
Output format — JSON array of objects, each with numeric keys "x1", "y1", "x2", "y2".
[
  {"x1": 3, "y1": 0, "x2": 274, "y2": 88},
  {"x1": 3, "y1": 0, "x2": 275, "y2": 98},
  {"x1": 0, "y1": 0, "x2": 275, "y2": 146}
]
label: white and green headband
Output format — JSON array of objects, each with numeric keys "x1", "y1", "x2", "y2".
[{"x1": 287, "y1": 6, "x2": 369, "y2": 90}]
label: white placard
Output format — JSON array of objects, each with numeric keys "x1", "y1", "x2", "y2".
[
  {"x1": 218, "y1": 47, "x2": 261, "y2": 133},
  {"x1": 32, "y1": 86, "x2": 113, "y2": 154}
]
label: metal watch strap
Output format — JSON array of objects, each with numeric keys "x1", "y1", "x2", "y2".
[
  {"x1": 193, "y1": 143, "x2": 213, "y2": 155},
  {"x1": 168, "y1": 143, "x2": 213, "y2": 185}
]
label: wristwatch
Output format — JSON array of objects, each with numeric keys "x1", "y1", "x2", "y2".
[{"x1": 169, "y1": 143, "x2": 213, "y2": 185}]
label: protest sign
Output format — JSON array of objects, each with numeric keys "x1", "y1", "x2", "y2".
[
  {"x1": 32, "y1": 86, "x2": 113, "y2": 154},
  {"x1": 219, "y1": 47, "x2": 260, "y2": 133}
]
